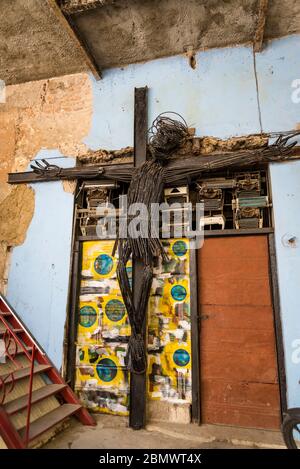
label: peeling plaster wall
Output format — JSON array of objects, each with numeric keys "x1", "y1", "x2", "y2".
[
  {"x1": 0, "y1": 72, "x2": 93, "y2": 368},
  {"x1": 2, "y1": 35, "x2": 300, "y2": 408},
  {"x1": 7, "y1": 154, "x2": 76, "y2": 369},
  {"x1": 0, "y1": 72, "x2": 92, "y2": 294},
  {"x1": 0, "y1": 185, "x2": 34, "y2": 292}
]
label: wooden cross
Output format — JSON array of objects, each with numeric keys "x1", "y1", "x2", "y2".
[{"x1": 7, "y1": 88, "x2": 300, "y2": 430}]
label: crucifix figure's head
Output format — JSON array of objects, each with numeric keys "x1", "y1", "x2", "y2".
[{"x1": 148, "y1": 112, "x2": 189, "y2": 164}]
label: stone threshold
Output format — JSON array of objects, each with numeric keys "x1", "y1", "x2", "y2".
[{"x1": 146, "y1": 421, "x2": 286, "y2": 449}]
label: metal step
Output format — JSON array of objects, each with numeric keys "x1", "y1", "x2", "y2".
[
  {"x1": 0, "y1": 328, "x2": 24, "y2": 336},
  {"x1": 0, "y1": 364, "x2": 52, "y2": 384},
  {"x1": 4, "y1": 384, "x2": 67, "y2": 415},
  {"x1": 18, "y1": 404, "x2": 82, "y2": 442},
  {"x1": 6, "y1": 345, "x2": 32, "y2": 357}
]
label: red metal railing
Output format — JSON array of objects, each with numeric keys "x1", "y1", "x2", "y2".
[
  {"x1": 0, "y1": 293, "x2": 95, "y2": 448},
  {"x1": 0, "y1": 312, "x2": 37, "y2": 447}
]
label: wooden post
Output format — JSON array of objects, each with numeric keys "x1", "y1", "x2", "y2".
[
  {"x1": 66, "y1": 240, "x2": 82, "y2": 387},
  {"x1": 190, "y1": 245, "x2": 200, "y2": 423},
  {"x1": 129, "y1": 87, "x2": 148, "y2": 429}
]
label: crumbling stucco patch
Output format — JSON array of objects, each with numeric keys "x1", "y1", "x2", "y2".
[
  {"x1": 0, "y1": 73, "x2": 92, "y2": 197},
  {"x1": 0, "y1": 71, "x2": 93, "y2": 289},
  {"x1": 78, "y1": 134, "x2": 268, "y2": 165},
  {"x1": 0, "y1": 242, "x2": 8, "y2": 294},
  {"x1": 0, "y1": 185, "x2": 35, "y2": 247},
  {"x1": 0, "y1": 110, "x2": 17, "y2": 204},
  {"x1": 62, "y1": 180, "x2": 77, "y2": 194},
  {"x1": 78, "y1": 146, "x2": 134, "y2": 165},
  {"x1": 0, "y1": 185, "x2": 34, "y2": 294},
  {"x1": 198, "y1": 135, "x2": 268, "y2": 154},
  {"x1": 6, "y1": 73, "x2": 93, "y2": 173}
]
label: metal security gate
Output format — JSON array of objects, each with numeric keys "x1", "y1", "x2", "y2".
[{"x1": 198, "y1": 235, "x2": 281, "y2": 429}]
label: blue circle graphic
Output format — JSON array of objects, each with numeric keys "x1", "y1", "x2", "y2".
[
  {"x1": 172, "y1": 240, "x2": 188, "y2": 257},
  {"x1": 171, "y1": 284, "x2": 187, "y2": 301},
  {"x1": 173, "y1": 349, "x2": 190, "y2": 367},
  {"x1": 96, "y1": 358, "x2": 117, "y2": 382},
  {"x1": 94, "y1": 254, "x2": 113, "y2": 275},
  {"x1": 79, "y1": 306, "x2": 97, "y2": 328},
  {"x1": 105, "y1": 299, "x2": 125, "y2": 322}
]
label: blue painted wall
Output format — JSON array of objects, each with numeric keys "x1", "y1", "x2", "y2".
[
  {"x1": 256, "y1": 35, "x2": 300, "y2": 408},
  {"x1": 255, "y1": 35, "x2": 300, "y2": 133},
  {"x1": 270, "y1": 161, "x2": 300, "y2": 408},
  {"x1": 7, "y1": 152, "x2": 75, "y2": 370},
  {"x1": 85, "y1": 45, "x2": 261, "y2": 149},
  {"x1": 7, "y1": 35, "x2": 300, "y2": 408}
]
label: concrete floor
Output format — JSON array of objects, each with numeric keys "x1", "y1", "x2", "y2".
[{"x1": 44, "y1": 415, "x2": 285, "y2": 449}]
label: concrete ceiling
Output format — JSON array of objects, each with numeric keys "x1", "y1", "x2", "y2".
[
  {"x1": 0, "y1": 0, "x2": 90, "y2": 85},
  {"x1": 1, "y1": 0, "x2": 300, "y2": 85}
]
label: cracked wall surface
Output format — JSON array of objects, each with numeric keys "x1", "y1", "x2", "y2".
[{"x1": 0, "y1": 72, "x2": 93, "y2": 292}]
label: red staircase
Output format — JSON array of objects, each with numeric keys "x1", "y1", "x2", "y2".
[{"x1": 0, "y1": 294, "x2": 95, "y2": 449}]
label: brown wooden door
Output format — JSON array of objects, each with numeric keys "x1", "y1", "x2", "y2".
[{"x1": 198, "y1": 235, "x2": 281, "y2": 429}]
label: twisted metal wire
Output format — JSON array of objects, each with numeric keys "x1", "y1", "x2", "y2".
[
  {"x1": 116, "y1": 113, "x2": 189, "y2": 373},
  {"x1": 148, "y1": 112, "x2": 189, "y2": 162},
  {"x1": 30, "y1": 159, "x2": 62, "y2": 178},
  {"x1": 165, "y1": 131, "x2": 300, "y2": 184}
]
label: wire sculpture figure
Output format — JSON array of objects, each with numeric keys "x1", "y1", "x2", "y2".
[
  {"x1": 29, "y1": 113, "x2": 300, "y2": 377},
  {"x1": 116, "y1": 113, "x2": 189, "y2": 374}
]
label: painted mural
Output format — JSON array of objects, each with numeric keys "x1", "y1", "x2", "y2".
[
  {"x1": 75, "y1": 240, "x2": 131, "y2": 416},
  {"x1": 147, "y1": 239, "x2": 192, "y2": 403},
  {"x1": 76, "y1": 238, "x2": 192, "y2": 413}
]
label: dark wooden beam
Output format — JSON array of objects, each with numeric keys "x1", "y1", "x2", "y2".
[
  {"x1": 134, "y1": 87, "x2": 148, "y2": 167},
  {"x1": 8, "y1": 163, "x2": 133, "y2": 185},
  {"x1": 8, "y1": 137, "x2": 300, "y2": 186},
  {"x1": 190, "y1": 244, "x2": 200, "y2": 423},
  {"x1": 130, "y1": 86, "x2": 148, "y2": 430},
  {"x1": 66, "y1": 240, "x2": 82, "y2": 387},
  {"x1": 253, "y1": 0, "x2": 269, "y2": 53},
  {"x1": 47, "y1": 0, "x2": 102, "y2": 80},
  {"x1": 77, "y1": 228, "x2": 274, "y2": 242},
  {"x1": 200, "y1": 227, "x2": 274, "y2": 237}
]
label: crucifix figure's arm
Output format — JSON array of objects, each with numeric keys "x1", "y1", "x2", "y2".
[
  {"x1": 8, "y1": 162, "x2": 134, "y2": 185},
  {"x1": 164, "y1": 132, "x2": 300, "y2": 184},
  {"x1": 9, "y1": 131, "x2": 299, "y2": 186}
]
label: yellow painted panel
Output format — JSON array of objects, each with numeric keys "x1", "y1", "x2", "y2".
[
  {"x1": 76, "y1": 240, "x2": 131, "y2": 416},
  {"x1": 147, "y1": 238, "x2": 192, "y2": 403}
]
